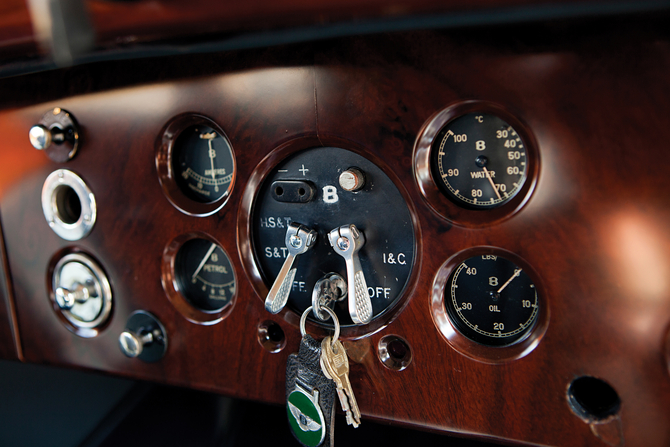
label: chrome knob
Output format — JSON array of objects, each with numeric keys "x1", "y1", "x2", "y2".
[
  {"x1": 30, "y1": 108, "x2": 80, "y2": 162},
  {"x1": 119, "y1": 330, "x2": 154, "y2": 358},
  {"x1": 339, "y1": 168, "x2": 365, "y2": 192},
  {"x1": 29, "y1": 125, "x2": 54, "y2": 150},
  {"x1": 119, "y1": 311, "x2": 168, "y2": 362},
  {"x1": 54, "y1": 282, "x2": 94, "y2": 310}
]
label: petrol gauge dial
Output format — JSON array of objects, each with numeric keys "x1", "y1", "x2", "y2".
[
  {"x1": 431, "y1": 112, "x2": 528, "y2": 209},
  {"x1": 174, "y1": 238, "x2": 235, "y2": 312},
  {"x1": 173, "y1": 124, "x2": 235, "y2": 203},
  {"x1": 445, "y1": 254, "x2": 539, "y2": 346}
]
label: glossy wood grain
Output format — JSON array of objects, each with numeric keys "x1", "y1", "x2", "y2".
[
  {"x1": 0, "y1": 220, "x2": 21, "y2": 360},
  {"x1": 0, "y1": 20, "x2": 670, "y2": 446}
]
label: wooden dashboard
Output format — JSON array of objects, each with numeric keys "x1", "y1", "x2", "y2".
[{"x1": 0, "y1": 2, "x2": 669, "y2": 446}]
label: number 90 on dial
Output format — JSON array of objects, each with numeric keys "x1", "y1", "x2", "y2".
[{"x1": 431, "y1": 112, "x2": 528, "y2": 209}]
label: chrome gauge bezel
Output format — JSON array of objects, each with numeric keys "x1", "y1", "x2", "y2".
[
  {"x1": 161, "y1": 232, "x2": 236, "y2": 325},
  {"x1": 430, "y1": 246, "x2": 550, "y2": 364},
  {"x1": 238, "y1": 135, "x2": 422, "y2": 340},
  {"x1": 156, "y1": 113, "x2": 236, "y2": 217},
  {"x1": 414, "y1": 101, "x2": 539, "y2": 227}
]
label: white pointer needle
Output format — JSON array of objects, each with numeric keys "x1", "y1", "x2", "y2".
[
  {"x1": 497, "y1": 269, "x2": 522, "y2": 294},
  {"x1": 192, "y1": 243, "x2": 217, "y2": 281},
  {"x1": 208, "y1": 139, "x2": 216, "y2": 181},
  {"x1": 483, "y1": 166, "x2": 502, "y2": 200}
]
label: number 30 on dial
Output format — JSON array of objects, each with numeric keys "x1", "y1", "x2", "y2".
[{"x1": 431, "y1": 112, "x2": 528, "y2": 209}]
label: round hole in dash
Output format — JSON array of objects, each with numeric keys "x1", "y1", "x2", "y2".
[
  {"x1": 567, "y1": 376, "x2": 621, "y2": 421},
  {"x1": 275, "y1": 186, "x2": 284, "y2": 196},
  {"x1": 298, "y1": 187, "x2": 306, "y2": 196},
  {"x1": 54, "y1": 185, "x2": 82, "y2": 224},
  {"x1": 257, "y1": 320, "x2": 286, "y2": 353},
  {"x1": 377, "y1": 335, "x2": 412, "y2": 371}
]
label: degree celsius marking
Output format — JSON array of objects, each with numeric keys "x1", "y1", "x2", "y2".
[{"x1": 435, "y1": 116, "x2": 527, "y2": 208}]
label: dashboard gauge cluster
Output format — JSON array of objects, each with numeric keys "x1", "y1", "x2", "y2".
[{"x1": 151, "y1": 103, "x2": 542, "y2": 348}]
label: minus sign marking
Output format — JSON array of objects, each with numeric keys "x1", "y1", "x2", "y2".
[{"x1": 278, "y1": 170, "x2": 288, "y2": 173}]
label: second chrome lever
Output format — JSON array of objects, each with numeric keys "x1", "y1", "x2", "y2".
[
  {"x1": 328, "y1": 224, "x2": 372, "y2": 324},
  {"x1": 265, "y1": 222, "x2": 317, "y2": 314}
]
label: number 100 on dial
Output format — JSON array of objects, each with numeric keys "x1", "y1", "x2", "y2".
[{"x1": 431, "y1": 112, "x2": 528, "y2": 209}]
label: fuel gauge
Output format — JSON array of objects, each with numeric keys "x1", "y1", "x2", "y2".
[{"x1": 174, "y1": 238, "x2": 235, "y2": 312}]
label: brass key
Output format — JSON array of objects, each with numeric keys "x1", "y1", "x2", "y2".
[{"x1": 320, "y1": 336, "x2": 361, "y2": 427}]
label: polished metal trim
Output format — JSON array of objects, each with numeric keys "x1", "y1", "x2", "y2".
[
  {"x1": 42, "y1": 169, "x2": 96, "y2": 241},
  {"x1": 52, "y1": 253, "x2": 112, "y2": 332}
]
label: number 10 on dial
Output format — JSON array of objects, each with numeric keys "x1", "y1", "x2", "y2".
[
  {"x1": 432, "y1": 112, "x2": 528, "y2": 209},
  {"x1": 445, "y1": 254, "x2": 539, "y2": 347}
]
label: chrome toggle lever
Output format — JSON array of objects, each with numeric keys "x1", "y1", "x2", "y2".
[
  {"x1": 265, "y1": 222, "x2": 317, "y2": 314},
  {"x1": 328, "y1": 224, "x2": 372, "y2": 324}
]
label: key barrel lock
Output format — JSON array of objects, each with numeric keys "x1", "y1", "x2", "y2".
[{"x1": 251, "y1": 146, "x2": 416, "y2": 327}]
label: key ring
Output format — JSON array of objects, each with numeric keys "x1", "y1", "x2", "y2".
[{"x1": 300, "y1": 305, "x2": 340, "y2": 346}]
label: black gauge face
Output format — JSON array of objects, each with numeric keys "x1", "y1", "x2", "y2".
[
  {"x1": 431, "y1": 113, "x2": 528, "y2": 209},
  {"x1": 252, "y1": 147, "x2": 415, "y2": 327},
  {"x1": 175, "y1": 238, "x2": 235, "y2": 312},
  {"x1": 445, "y1": 254, "x2": 539, "y2": 346},
  {"x1": 173, "y1": 124, "x2": 235, "y2": 203}
]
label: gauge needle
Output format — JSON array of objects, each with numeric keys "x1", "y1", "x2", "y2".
[
  {"x1": 192, "y1": 243, "x2": 217, "y2": 281},
  {"x1": 497, "y1": 269, "x2": 522, "y2": 294},
  {"x1": 483, "y1": 167, "x2": 502, "y2": 200},
  {"x1": 208, "y1": 139, "x2": 216, "y2": 181}
]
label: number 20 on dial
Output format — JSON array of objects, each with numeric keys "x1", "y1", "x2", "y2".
[{"x1": 431, "y1": 112, "x2": 528, "y2": 209}]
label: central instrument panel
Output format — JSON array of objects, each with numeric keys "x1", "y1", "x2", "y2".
[
  {"x1": 0, "y1": 23, "x2": 669, "y2": 447},
  {"x1": 248, "y1": 146, "x2": 415, "y2": 330}
]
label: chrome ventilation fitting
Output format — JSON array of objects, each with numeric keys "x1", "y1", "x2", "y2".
[{"x1": 42, "y1": 169, "x2": 96, "y2": 241}]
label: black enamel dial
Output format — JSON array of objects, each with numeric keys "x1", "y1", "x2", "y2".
[
  {"x1": 252, "y1": 147, "x2": 415, "y2": 327},
  {"x1": 173, "y1": 124, "x2": 235, "y2": 203},
  {"x1": 431, "y1": 112, "x2": 528, "y2": 209},
  {"x1": 175, "y1": 238, "x2": 235, "y2": 312},
  {"x1": 445, "y1": 254, "x2": 539, "y2": 346}
]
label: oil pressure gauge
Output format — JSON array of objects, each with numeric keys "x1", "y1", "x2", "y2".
[
  {"x1": 445, "y1": 254, "x2": 539, "y2": 346},
  {"x1": 431, "y1": 112, "x2": 527, "y2": 209}
]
